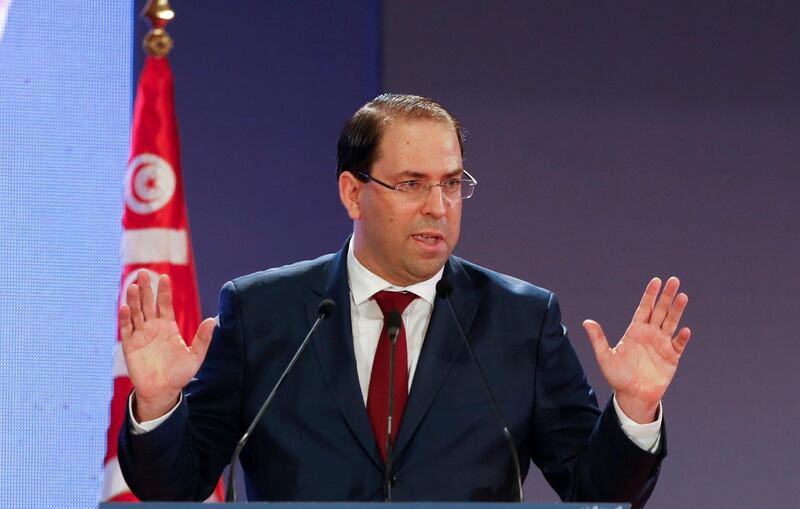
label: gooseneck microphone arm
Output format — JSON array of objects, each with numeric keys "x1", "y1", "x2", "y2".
[
  {"x1": 383, "y1": 309, "x2": 402, "y2": 502},
  {"x1": 435, "y1": 279, "x2": 524, "y2": 502},
  {"x1": 225, "y1": 298, "x2": 336, "y2": 502}
]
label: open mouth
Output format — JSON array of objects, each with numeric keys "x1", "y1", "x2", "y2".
[{"x1": 412, "y1": 233, "x2": 443, "y2": 245}]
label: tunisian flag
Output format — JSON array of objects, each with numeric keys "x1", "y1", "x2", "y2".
[{"x1": 101, "y1": 56, "x2": 222, "y2": 502}]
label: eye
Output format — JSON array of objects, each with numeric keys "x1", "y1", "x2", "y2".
[
  {"x1": 398, "y1": 180, "x2": 423, "y2": 191},
  {"x1": 442, "y1": 178, "x2": 461, "y2": 191}
]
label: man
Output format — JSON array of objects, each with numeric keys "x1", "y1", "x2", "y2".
[{"x1": 118, "y1": 94, "x2": 691, "y2": 506}]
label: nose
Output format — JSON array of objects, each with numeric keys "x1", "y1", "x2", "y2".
[{"x1": 420, "y1": 184, "x2": 447, "y2": 218}]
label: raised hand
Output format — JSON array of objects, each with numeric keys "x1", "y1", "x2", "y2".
[
  {"x1": 582, "y1": 277, "x2": 691, "y2": 423},
  {"x1": 118, "y1": 270, "x2": 216, "y2": 421}
]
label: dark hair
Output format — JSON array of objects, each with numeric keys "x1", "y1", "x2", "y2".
[{"x1": 336, "y1": 93, "x2": 464, "y2": 180}]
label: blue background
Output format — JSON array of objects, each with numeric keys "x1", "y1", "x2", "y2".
[{"x1": 0, "y1": 1, "x2": 131, "y2": 507}]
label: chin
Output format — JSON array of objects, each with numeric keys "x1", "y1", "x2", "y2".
[{"x1": 410, "y1": 259, "x2": 448, "y2": 281}]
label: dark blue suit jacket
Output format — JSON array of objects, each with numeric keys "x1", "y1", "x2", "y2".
[{"x1": 119, "y1": 239, "x2": 664, "y2": 505}]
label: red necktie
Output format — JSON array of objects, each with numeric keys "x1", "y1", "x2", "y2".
[{"x1": 367, "y1": 290, "x2": 418, "y2": 462}]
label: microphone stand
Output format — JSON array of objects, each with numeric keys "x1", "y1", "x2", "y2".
[
  {"x1": 383, "y1": 309, "x2": 402, "y2": 502},
  {"x1": 225, "y1": 299, "x2": 335, "y2": 502},
  {"x1": 436, "y1": 280, "x2": 524, "y2": 502}
]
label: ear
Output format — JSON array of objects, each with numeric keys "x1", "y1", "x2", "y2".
[{"x1": 338, "y1": 171, "x2": 362, "y2": 220}]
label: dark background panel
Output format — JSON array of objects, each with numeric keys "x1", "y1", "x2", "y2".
[
  {"x1": 382, "y1": 1, "x2": 800, "y2": 507},
  {"x1": 134, "y1": 0, "x2": 379, "y2": 313}
]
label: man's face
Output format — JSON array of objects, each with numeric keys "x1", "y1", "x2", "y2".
[{"x1": 340, "y1": 119, "x2": 463, "y2": 286}]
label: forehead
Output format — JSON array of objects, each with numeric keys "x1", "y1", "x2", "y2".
[{"x1": 374, "y1": 119, "x2": 462, "y2": 177}]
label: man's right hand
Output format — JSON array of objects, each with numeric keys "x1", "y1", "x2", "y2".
[{"x1": 119, "y1": 270, "x2": 215, "y2": 422}]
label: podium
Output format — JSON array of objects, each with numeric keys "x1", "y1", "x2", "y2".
[{"x1": 100, "y1": 504, "x2": 630, "y2": 509}]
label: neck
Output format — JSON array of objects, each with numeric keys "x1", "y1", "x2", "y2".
[{"x1": 351, "y1": 237, "x2": 416, "y2": 287}]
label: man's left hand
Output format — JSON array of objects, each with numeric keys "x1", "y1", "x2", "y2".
[{"x1": 583, "y1": 276, "x2": 691, "y2": 424}]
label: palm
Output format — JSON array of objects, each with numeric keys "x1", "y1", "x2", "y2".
[
  {"x1": 599, "y1": 320, "x2": 680, "y2": 404},
  {"x1": 583, "y1": 277, "x2": 691, "y2": 413},
  {"x1": 122, "y1": 313, "x2": 198, "y2": 401},
  {"x1": 118, "y1": 271, "x2": 215, "y2": 411}
]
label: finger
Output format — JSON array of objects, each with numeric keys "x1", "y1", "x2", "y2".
[
  {"x1": 137, "y1": 270, "x2": 157, "y2": 321},
  {"x1": 661, "y1": 292, "x2": 688, "y2": 337},
  {"x1": 583, "y1": 319, "x2": 611, "y2": 365},
  {"x1": 119, "y1": 305, "x2": 133, "y2": 342},
  {"x1": 156, "y1": 274, "x2": 175, "y2": 321},
  {"x1": 127, "y1": 283, "x2": 145, "y2": 330},
  {"x1": 672, "y1": 327, "x2": 691, "y2": 355},
  {"x1": 632, "y1": 277, "x2": 661, "y2": 323},
  {"x1": 650, "y1": 276, "x2": 680, "y2": 326},
  {"x1": 190, "y1": 318, "x2": 216, "y2": 366}
]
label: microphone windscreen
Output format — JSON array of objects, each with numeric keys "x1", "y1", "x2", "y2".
[
  {"x1": 435, "y1": 278, "x2": 454, "y2": 299},
  {"x1": 318, "y1": 298, "x2": 336, "y2": 318},
  {"x1": 386, "y1": 309, "x2": 402, "y2": 331}
]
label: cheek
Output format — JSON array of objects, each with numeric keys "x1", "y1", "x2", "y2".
[
  {"x1": 390, "y1": 206, "x2": 419, "y2": 231},
  {"x1": 448, "y1": 207, "x2": 462, "y2": 234}
]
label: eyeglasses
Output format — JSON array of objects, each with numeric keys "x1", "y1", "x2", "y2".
[{"x1": 357, "y1": 170, "x2": 478, "y2": 202}]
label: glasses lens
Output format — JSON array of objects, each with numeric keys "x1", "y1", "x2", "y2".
[{"x1": 461, "y1": 181, "x2": 476, "y2": 199}]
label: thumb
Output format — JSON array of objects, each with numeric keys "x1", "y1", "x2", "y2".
[
  {"x1": 190, "y1": 317, "x2": 216, "y2": 365},
  {"x1": 582, "y1": 319, "x2": 610, "y2": 363}
]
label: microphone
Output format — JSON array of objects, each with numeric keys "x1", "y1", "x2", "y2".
[
  {"x1": 383, "y1": 309, "x2": 402, "y2": 502},
  {"x1": 225, "y1": 298, "x2": 336, "y2": 502},
  {"x1": 387, "y1": 309, "x2": 402, "y2": 343},
  {"x1": 435, "y1": 279, "x2": 524, "y2": 502}
]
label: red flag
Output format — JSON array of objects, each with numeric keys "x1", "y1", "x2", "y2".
[{"x1": 101, "y1": 55, "x2": 222, "y2": 502}]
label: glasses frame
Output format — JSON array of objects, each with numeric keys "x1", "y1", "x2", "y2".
[{"x1": 356, "y1": 170, "x2": 478, "y2": 201}]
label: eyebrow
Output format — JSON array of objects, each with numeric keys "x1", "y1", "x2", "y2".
[{"x1": 398, "y1": 168, "x2": 464, "y2": 180}]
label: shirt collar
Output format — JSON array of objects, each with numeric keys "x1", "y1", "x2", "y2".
[{"x1": 347, "y1": 233, "x2": 443, "y2": 307}]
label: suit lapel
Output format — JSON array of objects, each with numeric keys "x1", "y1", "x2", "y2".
[
  {"x1": 307, "y1": 238, "x2": 384, "y2": 470},
  {"x1": 392, "y1": 257, "x2": 479, "y2": 459}
]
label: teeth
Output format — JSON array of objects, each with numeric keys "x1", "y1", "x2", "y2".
[{"x1": 414, "y1": 234, "x2": 440, "y2": 244}]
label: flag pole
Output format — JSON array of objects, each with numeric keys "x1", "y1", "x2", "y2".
[
  {"x1": 101, "y1": 0, "x2": 225, "y2": 502},
  {"x1": 141, "y1": 0, "x2": 174, "y2": 57}
]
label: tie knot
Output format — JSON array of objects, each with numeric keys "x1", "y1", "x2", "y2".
[{"x1": 372, "y1": 290, "x2": 417, "y2": 316}]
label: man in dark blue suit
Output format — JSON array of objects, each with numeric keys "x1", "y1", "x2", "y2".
[{"x1": 118, "y1": 94, "x2": 691, "y2": 506}]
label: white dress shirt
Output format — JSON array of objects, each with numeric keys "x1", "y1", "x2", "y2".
[
  {"x1": 345, "y1": 235, "x2": 442, "y2": 404},
  {"x1": 131, "y1": 236, "x2": 662, "y2": 452}
]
